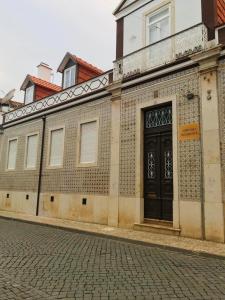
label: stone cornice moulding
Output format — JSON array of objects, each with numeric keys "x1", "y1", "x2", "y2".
[
  {"x1": 107, "y1": 80, "x2": 122, "y2": 102},
  {"x1": 190, "y1": 45, "x2": 222, "y2": 73}
]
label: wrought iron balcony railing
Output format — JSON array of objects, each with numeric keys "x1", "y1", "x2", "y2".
[
  {"x1": 114, "y1": 23, "x2": 209, "y2": 81},
  {"x1": 4, "y1": 72, "x2": 110, "y2": 124}
]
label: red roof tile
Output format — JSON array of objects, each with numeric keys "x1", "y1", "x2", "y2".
[
  {"x1": 30, "y1": 76, "x2": 62, "y2": 92},
  {"x1": 72, "y1": 55, "x2": 104, "y2": 75}
]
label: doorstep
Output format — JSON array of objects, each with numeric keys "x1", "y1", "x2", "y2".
[{"x1": 134, "y1": 220, "x2": 181, "y2": 236}]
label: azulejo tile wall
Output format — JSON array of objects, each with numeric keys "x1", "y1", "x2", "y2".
[
  {"x1": 0, "y1": 97, "x2": 111, "y2": 196},
  {"x1": 0, "y1": 120, "x2": 42, "y2": 191},
  {"x1": 119, "y1": 67, "x2": 202, "y2": 202},
  {"x1": 218, "y1": 59, "x2": 225, "y2": 201}
]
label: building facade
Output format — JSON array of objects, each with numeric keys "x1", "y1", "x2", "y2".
[{"x1": 0, "y1": 0, "x2": 225, "y2": 242}]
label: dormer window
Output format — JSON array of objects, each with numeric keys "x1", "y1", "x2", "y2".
[
  {"x1": 147, "y1": 7, "x2": 170, "y2": 45},
  {"x1": 63, "y1": 65, "x2": 76, "y2": 89},
  {"x1": 25, "y1": 85, "x2": 34, "y2": 105}
]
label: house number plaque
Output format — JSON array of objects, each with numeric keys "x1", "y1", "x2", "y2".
[{"x1": 179, "y1": 123, "x2": 200, "y2": 141}]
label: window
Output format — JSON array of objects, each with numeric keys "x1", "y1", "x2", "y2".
[
  {"x1": 79, "y1": 121, "x2": 98, "y2": 164},
  {"x1": 147, "y1": 7, "x2": 170, "y2": 44},
  {"x1": 63, "y1": 65, "x2": 76, "y2": 89},
  {"x1": 25, "y1": 134, "x2": 38, "y2": 169},
  {"x1": 25, "y1": 85, "x2": 34, "y2": 104},
  {"x1": 48, "y1": 128, "x2": 64, "y2": 167},
  {"x1": 7, "y1": 139, "x2": 18, "y2": 170}
]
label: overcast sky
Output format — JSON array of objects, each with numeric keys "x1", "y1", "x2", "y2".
[{"x1": 0, "y1": 0, "x2": 121, "y2": 101}]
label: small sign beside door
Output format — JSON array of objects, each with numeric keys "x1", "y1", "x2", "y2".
[{"x1": 179, "y1": 123, "x2": 200, "y2": 141}]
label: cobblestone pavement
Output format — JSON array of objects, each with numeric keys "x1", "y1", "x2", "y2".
[{"x1": 0, "y1": 219, "x2": 225, "y2": 299}]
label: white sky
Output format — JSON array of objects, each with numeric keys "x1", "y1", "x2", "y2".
[{"x1": 0, "y1": 0, "x2": 121, "y2": 101}]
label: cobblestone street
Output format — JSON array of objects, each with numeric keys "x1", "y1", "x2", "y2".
[{"x1": 0, "y1": 218, "x2": 225, "y2": 299}]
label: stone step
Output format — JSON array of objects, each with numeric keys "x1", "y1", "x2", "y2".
[{"x1": 134, "y1": 222, "x2": 181, "y2": 236}]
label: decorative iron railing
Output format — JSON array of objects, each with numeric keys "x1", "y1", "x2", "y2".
[
  {"x1": 4, "y1": 72, "x2": 110, "y2": 123},
  {"x1": 114, "y1": 24, "x2": 209, "y2": 80}
]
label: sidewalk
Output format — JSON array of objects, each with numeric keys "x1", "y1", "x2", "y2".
[{"x1": 0, "y1": 210, "x2": 225, "y2": 258}]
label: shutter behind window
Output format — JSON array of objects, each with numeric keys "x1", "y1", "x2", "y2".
[
  {"x1": 26, "y1": 134, "x2": 38, "y2": 168},
  {"x1": 7, "y1": 139, "x2": 17, "y2": 170},
  {"x1": 49, "y1": 128, "x2": 64, "y2": 166},
  {"x1": 80, "y1": 121, "x2": 98, "y2": 163}
]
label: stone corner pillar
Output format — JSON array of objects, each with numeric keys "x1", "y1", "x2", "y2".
[
  {"x1": 191, "y1": 46, "x2": 225, "y2": 242},
  {"x1": 106, "y1": 81, "x2": 122, "y2": 227}
]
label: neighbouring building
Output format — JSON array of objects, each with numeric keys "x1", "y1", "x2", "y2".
[
  {"x1": 0, "y1": 0, "x2": 225, "y2": 243},
  {"x1": 0, "y1": 99, "x2": 22, "y2": 124}
]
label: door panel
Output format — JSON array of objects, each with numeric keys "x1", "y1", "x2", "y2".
[{"x1": 144, "y1": 105, "x2": 173, "y2": 221}]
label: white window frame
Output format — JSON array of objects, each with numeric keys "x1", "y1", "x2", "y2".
[
  {"x1": 76, "y1": 118, "x2": 99, "y2": 168},
  {"x1": 47, "y1": 126, "x2": 65, "y2": 169},
  {"x1": 6, "y1": 137, "x2": 18, "y2": 171},
  {"x1": 24, "y1": 132, "x2": 39, "y2": 170},
  {"x1": 25, "y1": 85, "x2": 34, "y2": 105},
  {"x1": 145, "y1": 3, "x2": 172, "y2": 46},
  {"x1": 63, "y1": 65, "x2": 76, "y2": 89}
]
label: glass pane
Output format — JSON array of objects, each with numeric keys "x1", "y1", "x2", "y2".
[
  {"x1": 49, "y1": 128, "x2": 64, "y2": 166},
  {"x1": 25, "y1": 86, "x2": 34, "y2": 104},
  {"x1": 149, "y1": 24, "x2": 159, "y2": 44},
  {"x1": 149, "y1": 8, "x2": 169, "y2": 24},
  {"x1": 160, "y1": 16, "x2": 170, "y2": 39},
  {"x1": 145, "y1": 106, "x2": 172, "y2": 128}
]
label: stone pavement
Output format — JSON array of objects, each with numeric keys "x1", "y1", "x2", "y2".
[
  {"x1": 0, "y1": 211, "x2": 225, "y2": 258},
  {"x1": 0, "y1": 217, "x2": 225, "y2": 299}
]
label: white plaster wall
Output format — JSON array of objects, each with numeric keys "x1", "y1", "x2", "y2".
[
  {"x1": 0, "y1": 113, "x2": 3, "y2": 125},
  {"x1": 123, "y1": 0, "x2": 202, "y2": 55}
]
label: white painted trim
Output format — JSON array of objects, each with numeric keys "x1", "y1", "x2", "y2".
[
  {"x1": 135, "y1": 95, "x2": 180, "y2": 228},
  {"x1": 76, "y1": 117, "x2": 100, "y2": 168},
  {"x1": 46, "y1": 125, "x2": 65, "y2": 169}
]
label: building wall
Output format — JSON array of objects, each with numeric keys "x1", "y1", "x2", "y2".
[
  {"x1": 0, "y1": 96, "x2": 111, "y2": 224},
  {"x1": 218, "y1": 58, "x2": 225, "y2": 201},
  {"x1": 123, "y1": 0, "x2": 202, "y2": 55},
  {"x1": 118, "y1": 67, "x2": 202, "y2": 236}
]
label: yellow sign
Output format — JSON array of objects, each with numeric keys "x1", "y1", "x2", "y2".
[{"x1": 179, "y1": 123, "x2": 200, "y2": 141}]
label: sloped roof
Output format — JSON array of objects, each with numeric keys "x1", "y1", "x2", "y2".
[
  {"x1": 0, "y1": 99, "x2": 23, "y2": 109},
  {"x1": 217, "y1": 0, "x2": 225, "y2": 25},
  {"x1": 57, "y1": 52, "x2": 104, "y2": 74},
  {"x1": 113, "y1": 0, "x2": 136, "y2": 15},
  {"x1": 21, "y1": 75, "x2": 62, "y2": 92}
]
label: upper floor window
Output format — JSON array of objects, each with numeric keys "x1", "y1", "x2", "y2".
[
  {"x1": 147, "y1": 7, "x2": 170, "y2": 45},
  {"x1": 48, "y1": 127, "x2": 65, "y2": 168},
  {"x1": 7, "y1": 138, "x2": 18, "y2": 170},
  {"x1": 25, "y1": 85, "x2": 34, "y2": 105},
  {"x1": 63, "y1": 65, "x2": 76, "y2": 89},
  {"x1": 25, "y1": 134, "x2": 38, "y2": 169}
]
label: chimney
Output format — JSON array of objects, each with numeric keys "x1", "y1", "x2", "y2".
[{"x1": 37, "y1": 62, "x2": 52, "y2": 82}]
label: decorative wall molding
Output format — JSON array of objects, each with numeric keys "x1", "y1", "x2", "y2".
[{"x1": 4, "y1": 73, "x2": 110, "y2": 124}]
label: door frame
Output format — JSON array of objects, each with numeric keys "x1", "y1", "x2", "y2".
[{"x1": 135, "y1": 95, "x2": 180, "y2": 229}]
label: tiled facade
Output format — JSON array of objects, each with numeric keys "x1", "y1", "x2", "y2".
[{"x1": 1, "y1": 0, "x2": 225, "y2": 242}]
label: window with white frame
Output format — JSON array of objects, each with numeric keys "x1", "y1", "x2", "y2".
[
  {"x1": 7, "y1": 139, "x2": 18, "y2": 170},
  {"x1": 25, "y1": 134, "x2": 38, "y2": 169},
  {"x1": 80, "y1": 121, "x2": 98, "y2": 164},
  {"x1": 146, "y1": 7, "x2": 170, "y2": 45},
  {"x1": 25, "y1": 85, "x2": 34, "y2": 104},
  {"x1": 49, "y1": 128, "x2": 64, "y2": 167},
  {"x1": 63, "y1": 65, "x2": 76, "y2": 89}
]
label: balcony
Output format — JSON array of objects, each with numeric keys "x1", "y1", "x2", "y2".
[
  {"x1": 4, "y1": 72, "x2": 110, "y2": 124},
  {"x1": 114, "y1": 24, "x2": 209, "y2": 81}
]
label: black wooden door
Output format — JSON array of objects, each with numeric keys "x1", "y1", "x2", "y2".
[{"x1": 144, "y1": 105, "x2": 173, "y2": 221}]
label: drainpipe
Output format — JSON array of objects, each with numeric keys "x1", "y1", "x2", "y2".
[{"x1": 36, "y1": 116, "x2": 46, "y2": 216}]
